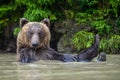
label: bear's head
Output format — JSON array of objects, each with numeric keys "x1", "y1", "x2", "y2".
[{"x1": 17, "y1": 18, "x2": 51, "y2": 49}]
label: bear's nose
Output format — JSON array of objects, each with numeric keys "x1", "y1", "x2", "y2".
[{"x1": 32, "y1": 42, "x2": 38, "y2": 47}]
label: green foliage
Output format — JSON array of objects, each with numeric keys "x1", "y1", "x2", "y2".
[
  {"x1": 72, "y1": 31, "x2": 94, "y2": 51},
  {"x1": 0, "y1": 0, "x2": 120, "y2": 53},
  {"x1": 91, "y1": 20, "x2": 111, "y2": 35},
  {"x1": 13, "y1": 27, "x2": 20, "y2": 36},
  {"x1": 15, "y1": 0, "x2": 56, "y2": 21},
  {"x1": 75, "y1": 0, "x2": 120, "y2": 35},
  {"x1": 100, "y1": 34, "x2": 120, "y2": 54},
  {"x1": 0, "y1": 1, "x2": 17, "y2": 29},
  {"x1": 109, "y1": 0, "x2": 120, "y2": 17},
  {"x1": 72, "y1": 31, "x2": 120, "y2": 54},
  {"x1": 75, "y1": 13, "x2": 92, "y2": 24}
]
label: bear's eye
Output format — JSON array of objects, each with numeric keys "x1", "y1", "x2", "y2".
[
  {"x1": 28, "y1": 31, "x2": 33, "y2": 35},
  {"x1": 26, "y1": 31, "x2": 33, "y2": 38},
  {"x1": 39, "y1": 32, "x2": 45, "y2": 38}
]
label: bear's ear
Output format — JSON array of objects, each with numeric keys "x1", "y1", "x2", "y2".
[
  {"x1": 41, "y1": 18, "x2": 50, "y2": 27},
  {"x1": 19, "y1": 18, "x2": 28, "y2": 28}
]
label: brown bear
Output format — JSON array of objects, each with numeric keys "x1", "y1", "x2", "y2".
[{"x1": 16, "y1": 18, "x2": 100, "y2": 63}]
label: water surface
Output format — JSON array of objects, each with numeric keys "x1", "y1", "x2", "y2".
[{"x1": 0, "y1": 53, "x2": 120, "y2": 80}]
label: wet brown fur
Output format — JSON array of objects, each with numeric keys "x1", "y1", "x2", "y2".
[
  {"x1": 16, "y1": 19, "x2": 51, "y2": 62},
  {"x1": 16, "y1": 18, "x2": 100, "y2": 63}
]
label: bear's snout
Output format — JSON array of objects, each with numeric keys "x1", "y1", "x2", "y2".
[
  {"x1": 32, "y1": 42, "x2": 38, "y2": 47},
  {"x1": 31, "y1": 34, "x2": 40, "y2": 48}
]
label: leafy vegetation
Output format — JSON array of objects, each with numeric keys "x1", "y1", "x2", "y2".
[
  {"x1": 0, "y1": 0, "x2": 120, "y2": 54},
  {"x1": 72, "y1": 31, "x2": 94, "y2": 51},
  {"x1": 100, "y1": 34, "x2": 120, "y2": 54},
  {"x1": 72, "y1": 31, "x2": 120, "y2": 54}
]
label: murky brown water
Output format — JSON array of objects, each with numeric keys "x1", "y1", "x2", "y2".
[{"x1": 0, "y1": 53, "x2": 120, "y2": 80}]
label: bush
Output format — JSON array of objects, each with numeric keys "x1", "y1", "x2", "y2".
[
  {"x1": 72, "y1": 31, "x2": 120, "y2": 54},
  {"x1": 100, "y1": 34, "x2": 120, "y2": 54},
  {"x1": 72, "y1": 31, "x2": 94, "y2": 51},
  {"x1": 0, "y1": 0, "x2": 120, "y2": 53}
]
